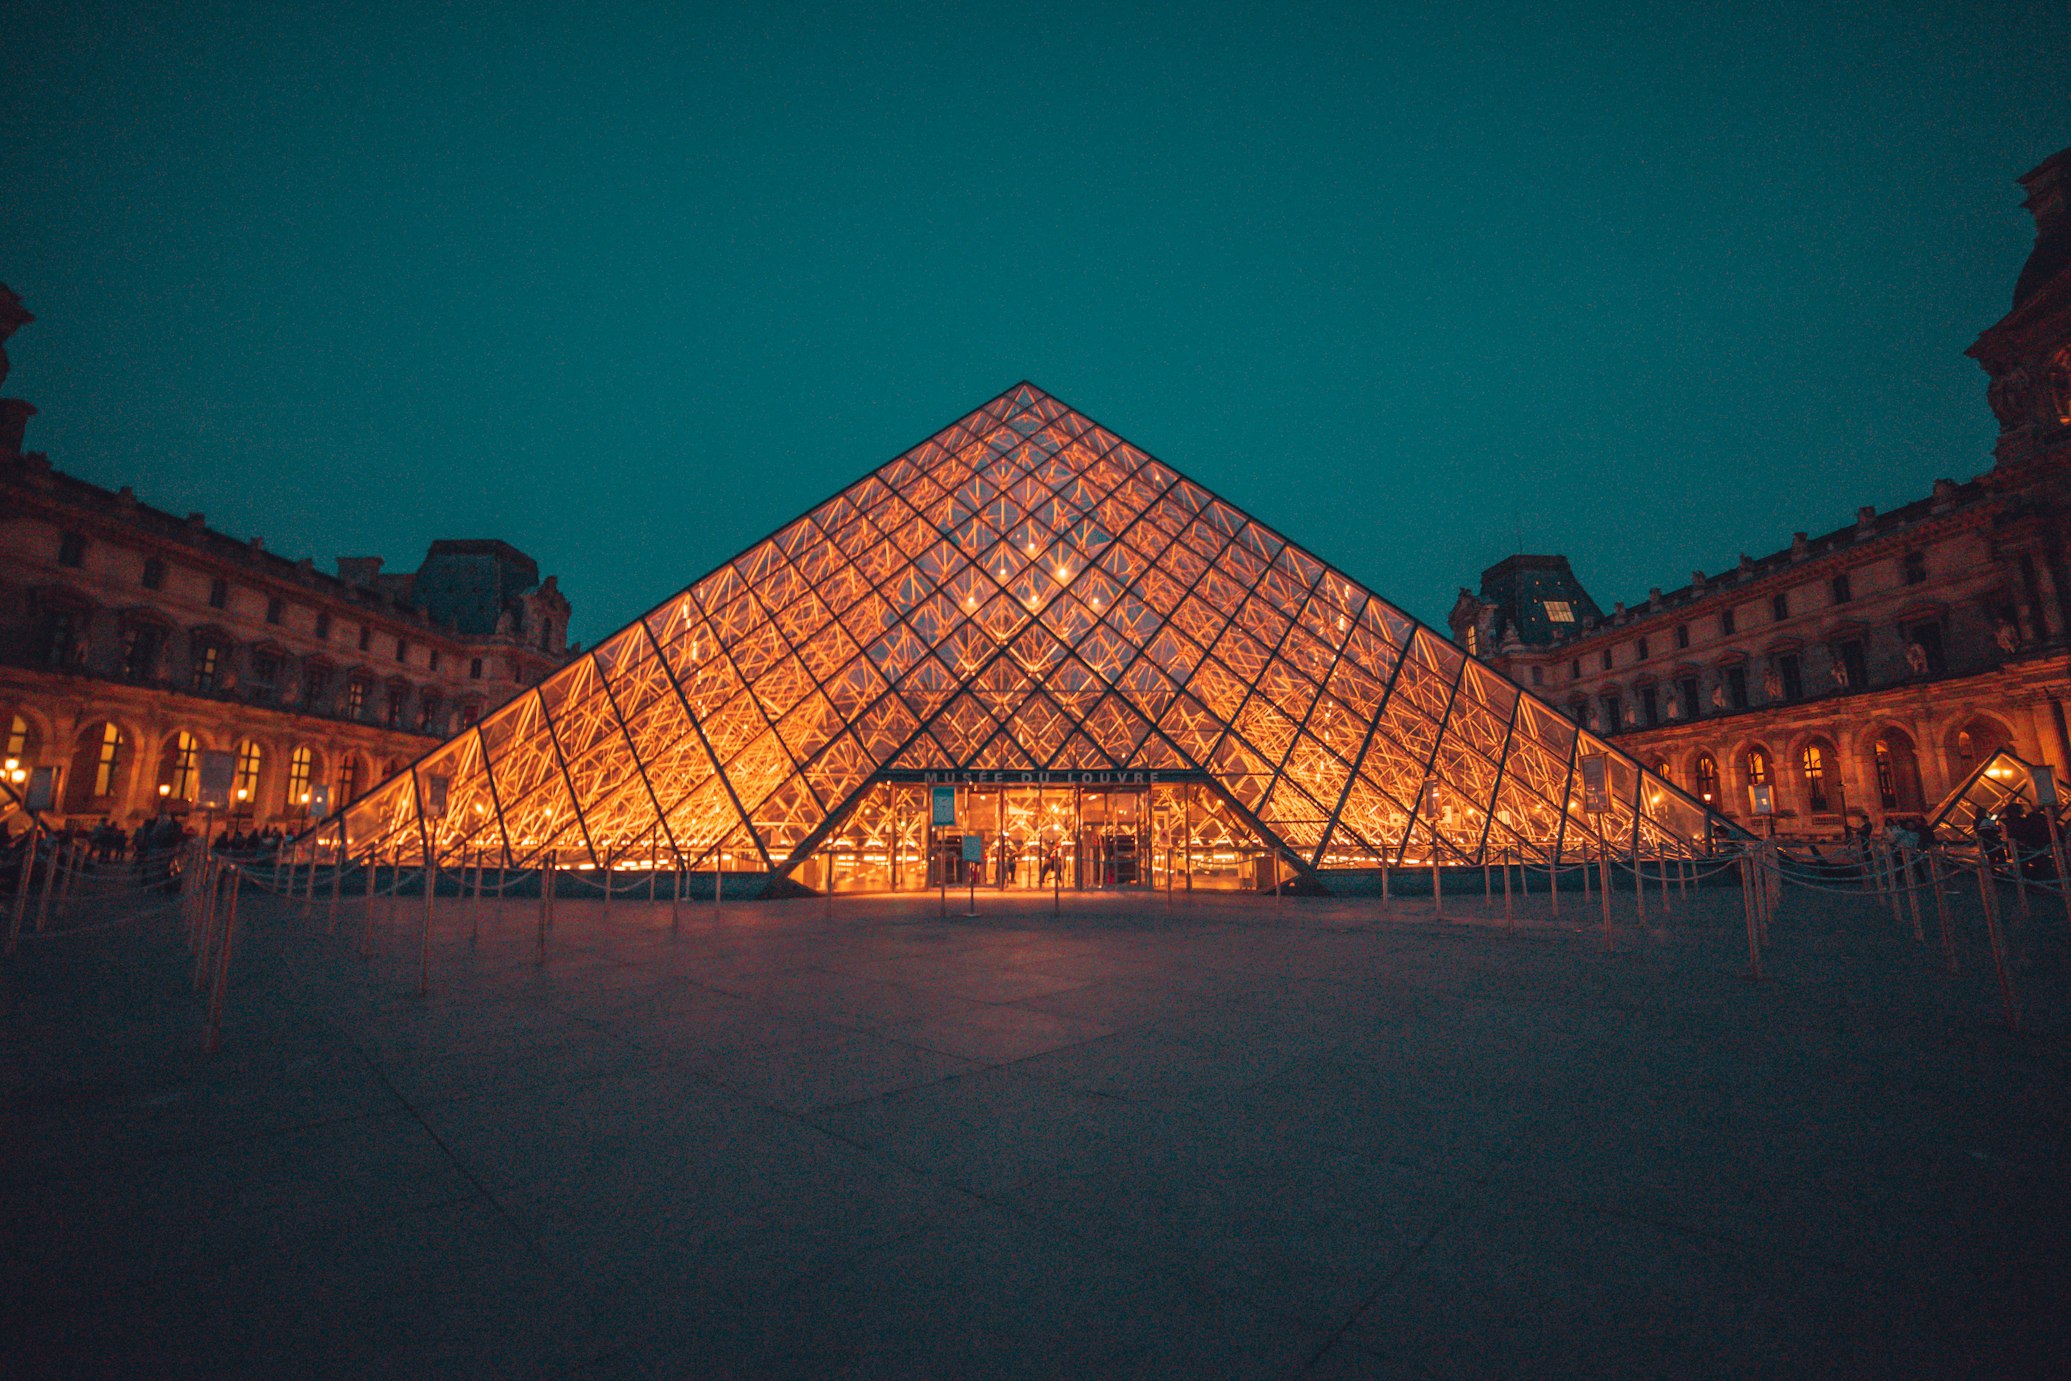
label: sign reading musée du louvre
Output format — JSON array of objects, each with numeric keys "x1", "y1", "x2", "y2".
[{"x1": 328, "y1": 383, "x2": 1729, "y2": 885}]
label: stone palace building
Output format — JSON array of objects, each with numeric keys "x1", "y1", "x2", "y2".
[
  {"x1": 0, "y1": 285, "x2": 574, "y2": 832},
  {"x1": 1451, "y1": 145, "x2": 2071, "y2": 837}
]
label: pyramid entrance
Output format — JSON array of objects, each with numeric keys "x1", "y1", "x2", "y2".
[
  {"x1": 793, "y1": 776, "x2": 1273, "y2": 894},
  {"x1": 317, "y1": 383, "x2": 1732, "y2": 896}
]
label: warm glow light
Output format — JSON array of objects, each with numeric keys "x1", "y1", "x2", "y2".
[
  {"x1": 335, "y1": 384, "x2": 1719, "y2": 877},
  {"x1": 158, "y1": 783, "x2": 171, "y2": 796}
]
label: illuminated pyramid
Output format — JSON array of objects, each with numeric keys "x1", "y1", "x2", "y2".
[{"x1": 332, "y1": 384, "x2": 1727, "y2": 889}]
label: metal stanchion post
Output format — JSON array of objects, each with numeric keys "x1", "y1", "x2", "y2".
[
  {"x1": 671, "y1": 863, "x2": 681, "y2": 933},
  {"x1": 537, "y1": 862, "x2": 551, "y2": 964},
  {"x1": 1975, "y1": 854, "x2": 2018, "y2": 1030},
  {"x1": 1379, "y1": 857, "x2": 1389, "y2": 916},
  {"x1": 1549, "y1": 851, "x2": 1561, "y2": 921},
  {"x1": 35, "y1": 833, "x2": 61, "y2": 933},
  {"x1": 419, "y1": 850, "x2": 436, "y2": 997},
  {"x1": 1930, "y1": 849, "x2": 1955, "y2": 973},
  {"x1": 7, "y1": 826, "x2": 39, "y2": 957},
  {"x1": 193, "y1": 863, "x2": 221, "y2": 991},
  {"x1": 1739, "y1": 854, "x2": 1763, "y2": 980},
  {"x1": 1502, "y1": 846, "x2": 1513, "y2": 930},
  {"x1": 1599, "y1": 846, "x2": 1613, "y2": 951},
  {"x1": 1633, "y1": 841, "x2": 1646, "y2": 930},
  {"x1": 329, "y1": 838, "x2": 342, "y2": 933},
  {"x1": 1901, "y1": 846, "x2": 1924, "y2": 943},
  {"x1": 362, "y1": 849, "x2": 377, "y2": 957},
  {"x1": 1429, "y1": 852, "x2": 1441, "y2": 919},
  {"x1": 203, "y1": 865, "x2": 241, "y2": 1054},
  {"x1": 2048, "y1": 810, "x2": 2071, "y2": 927}
]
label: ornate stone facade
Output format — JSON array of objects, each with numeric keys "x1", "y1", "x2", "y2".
[
  {"x1": 0, "y1": 287, "x2": 574, "y2": 831},
  {"x1": 1450, "y1": 146, "x2": 2071, "y2": 838}
]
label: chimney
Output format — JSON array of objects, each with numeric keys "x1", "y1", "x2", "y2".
[{"x1": 336, "y1": 556, "x2": 384, "y2": 587}]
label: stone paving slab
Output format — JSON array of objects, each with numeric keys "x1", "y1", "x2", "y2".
[{"x1": 2, "y1": 881, "x2": 2068, "y2": 1377}]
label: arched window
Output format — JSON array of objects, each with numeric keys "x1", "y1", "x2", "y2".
[
  {"x1": 1651, "y1": 758, "x2": 1671, "y2": 784},
  {"x1": 157, "y1": 731, "x2": 200, "y2": 803},
  {"x1": 1694, "y1": 753, "x2": 1720, "y2": 803},
  {"x1": 337, "y1": 757, "x2": 361, "y2": 806},
  {"x1": 232, "y1": 741, "x2": 263, "y2": 810},
  {"x1": 1801, "y1": 744, "x2": 1829, "y2": 813},
  {"x1": 287, "y1": 745, "x2": 315, "y2": 811},
  {"x1": 1745, "y1": 748, "x2": 1770, "y2": 787},
  {"x1": 67, "y1": 721, "x2": 129, "y2": 811},
  {"x1": 5, "y1": 713, "x2": 30, "y2": 762}
]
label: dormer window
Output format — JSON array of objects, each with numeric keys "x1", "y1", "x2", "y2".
[{"x1": 1542, "y1": 600, "x2": 1574, "y2": 623}]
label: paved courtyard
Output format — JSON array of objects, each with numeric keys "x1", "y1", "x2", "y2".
[{"x1": 4, "y1": 877, "x2": 2069, "y2": 1377}]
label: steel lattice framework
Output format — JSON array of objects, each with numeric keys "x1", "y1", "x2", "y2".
[{"x1": 329, "y1": 384, "x2": 1726, "y2": 881}]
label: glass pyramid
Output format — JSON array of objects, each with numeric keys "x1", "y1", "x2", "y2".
[
  {"x1": 330, "y1": 384, "x2": 1729, "y2": 884},
  {"x1": 1926, "y1": 749, "x2": 2064, "y2": 842}
]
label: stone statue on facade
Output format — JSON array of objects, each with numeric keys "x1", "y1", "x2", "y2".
[
  {"x1": 1711, "y1": 682, "x2": 1727, "y2": 710},
  {"x1": 1763, "y1": 667, "x2": 1784, "y2": 701},
  {"x1": 0, "y1": 284, "x2": 34, "y2": 456},
  {"x1": 1905, "y1": 641, "x2": 1930, "y2": 676},
  {"x1": 1996, "y1": 619, "x2": 2021, "y2": 654}
]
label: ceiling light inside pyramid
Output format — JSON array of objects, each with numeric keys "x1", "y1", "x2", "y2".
[{"x1": 329, "y1": 383, "x2": 1730, "y2": 894}]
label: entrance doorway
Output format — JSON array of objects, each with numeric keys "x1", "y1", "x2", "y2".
[{"x1": 800, "y1": 779, "x2": 1271, "y2": 894}]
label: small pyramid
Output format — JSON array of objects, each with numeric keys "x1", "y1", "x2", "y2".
[{"x1": 334, "y1": 384, "x2": 1727, "y2": 884}]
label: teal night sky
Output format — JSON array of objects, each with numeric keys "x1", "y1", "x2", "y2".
[{"x1": 3, "y1": 3, "x2": 2065, "y2": 644}]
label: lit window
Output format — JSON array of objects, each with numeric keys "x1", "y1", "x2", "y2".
[
  {"x1": 287, "y1": 746, "x2": 314, "y2": 809},
  {"x1": 232, "y1": 741, "x2": 262, "y2": 807},
  {"x1": 192, "y1": 643, "x2": 221, "y2": 692},
  {"x1": 1543, "y1": 600, "x2": 1574, "y2": 623},
  {"x1": 92, "y1": 723, "x2": 124, "y2": 798},
  {"x1": 1695, "y1": 753, "x2": 1719, "y2": 802},
  {"x1": 159, "y1": 731, "x2": 200, "y2": 802},
  {"x1": 1464, "y1": 626, "x2": 1479, "y2": 657},
  {"x1": 1802, "y1": 743, "x2": 1829, "y2": 812}
]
